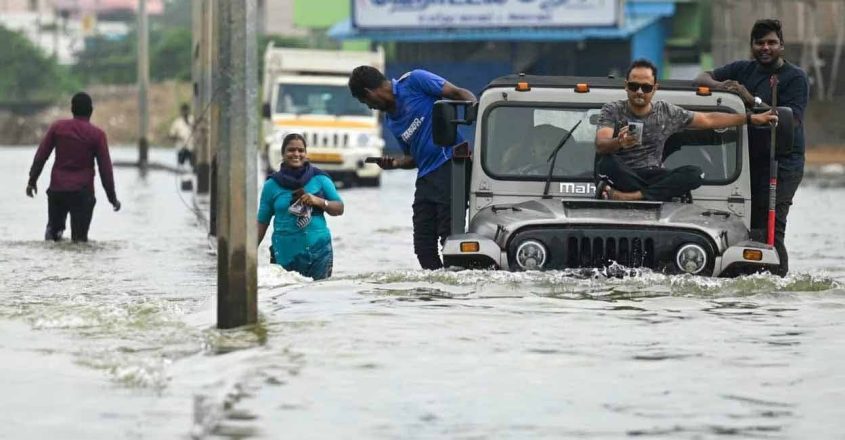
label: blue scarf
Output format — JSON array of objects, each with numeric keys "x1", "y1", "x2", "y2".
[
  {"x1": 271, "y1": 162, "x2": 330, "y2": 227},
  {"x1": 270, "y1": 162, "x2": 329, "y2": 190}
]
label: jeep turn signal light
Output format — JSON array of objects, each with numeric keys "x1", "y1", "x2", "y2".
[
  {"x1": 575, "y1": 83, "x2": 590, "y2": 93},
  {"x1": 696, "y1": 86, "x2": 712, "y2": 96},
  {"x1": 743, "y1": 249, "x2": 763, "y2": 261},
  {"x1": 460, "y1": 241, "x2": 480, "y2": 253},
  {"x1": 516, "y1": 81, "x2": 530, "y2": 91}
]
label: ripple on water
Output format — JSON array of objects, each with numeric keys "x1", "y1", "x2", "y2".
[{"x1": 348, "y1": 267, "x2": 841, "y2": 302}]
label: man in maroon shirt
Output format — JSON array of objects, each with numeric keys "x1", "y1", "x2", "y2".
[{"x1": 26, "y1": 92, "x2": 121, "y2": 242}]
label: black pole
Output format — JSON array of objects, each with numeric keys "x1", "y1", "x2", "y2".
[
  {"x1": 450, "y1": 142, "x2": 471, "y2": 235},
  {"x1": 209, "y1": 155, "x2": 217, "y2": 237}
]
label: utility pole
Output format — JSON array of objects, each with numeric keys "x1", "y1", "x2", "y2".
[
  {"x1": 215, "y1": 0, "x2": 258, "y2": 328},
  {"x1": 193, "y1": 0, "x2": 213, "y2": 193},
  {"x1": 137, "y1": 0, "x2": 150, "y2": 168}
]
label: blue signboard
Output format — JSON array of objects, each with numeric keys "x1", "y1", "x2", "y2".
[{"x1": 353, "y1": 0, "x2": 623, "y2": 29}]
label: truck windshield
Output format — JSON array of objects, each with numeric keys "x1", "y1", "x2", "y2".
[
  {"x1": 483, "y1": 105, "x2": 740, "y2": 183},
  {"x1": 275, "y1": 83, "x2": 373, "y2": 117}
]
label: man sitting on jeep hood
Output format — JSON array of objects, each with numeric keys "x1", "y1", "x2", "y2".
[{"x1": 594, "y1": 58, "x2": 777, "y2": 201}]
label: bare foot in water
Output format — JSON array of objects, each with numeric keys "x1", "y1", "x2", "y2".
[{"x1": 602, "y1": 186, "x2": 644, "y2": 201}]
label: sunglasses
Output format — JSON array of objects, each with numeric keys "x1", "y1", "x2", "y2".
[{"x1": 626, "y1": 82, "x2": 655, "y2": 93}]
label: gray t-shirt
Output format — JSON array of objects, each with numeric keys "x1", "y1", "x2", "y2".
[{"x1": 597, "y1": 100, "x2": 694, "y2": 169}]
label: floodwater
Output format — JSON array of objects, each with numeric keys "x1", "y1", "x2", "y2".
[{"x1": 1, "y1": 145, "x2": 844, "y2": 439}]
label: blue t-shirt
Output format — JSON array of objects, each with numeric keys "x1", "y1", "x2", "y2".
[
  {"x1": 386, "y1": 69, "x2": 464, "y2": 179},
  {"x1": 256, "y1": 174, "x2": 342, "y2": 267},
  {"x1": 712, "y1": 60, "x2": 809, "y2": 171}
]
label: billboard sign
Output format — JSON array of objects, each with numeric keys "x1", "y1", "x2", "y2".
[{"x1": 353, "y1": 0, "x2": 622, "y2": 29}]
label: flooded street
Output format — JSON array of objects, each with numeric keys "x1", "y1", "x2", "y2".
[{"x1": 1, "y1": 146, "x2": 844, "y2": 439}]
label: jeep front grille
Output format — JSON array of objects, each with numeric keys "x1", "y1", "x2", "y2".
[
  {"x1": 566, "y1": 236, "x2": 655, "y2": 268},
  {"x1": 507, "y1": 226, "x2": 714, "y2": 273}
]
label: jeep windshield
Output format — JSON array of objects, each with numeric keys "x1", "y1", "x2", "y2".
[
  {"x1": 482, "y1": 105, "x2": 741, "y2": 184},
  {"x1": 275, "y1": 83, "x2": 373, "y2": 117}
]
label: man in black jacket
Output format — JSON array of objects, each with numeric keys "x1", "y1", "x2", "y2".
[{"x1": 695, "y1": 19, "x2": 809, "y2": 276}]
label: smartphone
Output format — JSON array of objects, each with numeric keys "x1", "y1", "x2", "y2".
[
  {"x1": 364, "y1": 157, "x2": 381, "y2": 164},
  {"x1": 629, "y1": 121, "x2": 644, "y2": 141}
]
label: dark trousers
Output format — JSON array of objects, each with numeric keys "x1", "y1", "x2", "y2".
[
  {"x1": 596, "y1": 155, "x2": 703, "y2": 202},
  {"x1": 749, "y1": 167, "x2": 803, "y2": 276},
  {"x1": 46, "y1": 189, "x2": 96, "y2": 242},
  {"x1": 178, "y1": 147, "x2": 195, "y2": 168},
  {"x1": 413, "y1": 163, "x2": 452, "y2": 270}
]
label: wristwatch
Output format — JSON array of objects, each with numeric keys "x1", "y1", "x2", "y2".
[
  {"x1": 323, "y1": 199, "x2": 328, "y2": 208},
  {"x1": 746, "y1": 113, "x2": 752, "y2": 125}
]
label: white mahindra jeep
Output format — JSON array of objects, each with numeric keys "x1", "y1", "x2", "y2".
[{"x1": 433, "y1": 74, "x2": 794, "y2": 276}]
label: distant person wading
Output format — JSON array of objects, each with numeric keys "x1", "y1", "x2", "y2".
[
  {"x1": 26, "y1": 92, "x2": 122, "y2": 242},
  {"x1": 169, "y1": 103, "x2": 195, "y2": 169}
]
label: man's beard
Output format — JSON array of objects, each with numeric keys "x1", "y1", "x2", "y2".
[
  {"x1": 630, "y1": 96, "x2": 648, "y2": 108},
  {"x1": 754, "y1": 51, "x2": 780, "y2": 66}
]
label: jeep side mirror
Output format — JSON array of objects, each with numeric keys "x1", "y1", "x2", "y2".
[
  {"x1": 433, "y1": 100, "x2": 477, "y2": 147},
  {"x1": 262, "y1": 102, "x2": 271, "y2": 119},
  {"x1": 774, "y1": 106, "x2": 794, "y2": 157}
]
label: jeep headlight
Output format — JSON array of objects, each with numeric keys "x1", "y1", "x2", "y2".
[
  {"x1": 675, "y1": 243, "x2": 707, "y2": 274},
  {"x1": 515, "y1": 240, "x2": 547, "y2": 270}
]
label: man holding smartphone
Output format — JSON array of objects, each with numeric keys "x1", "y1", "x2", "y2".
[
  {"x1": 595, "y1": 59, "x2": 778, "y2": 202},
  {"x1": 348, "y1": 66, "x2": 476, "y2": 270}
]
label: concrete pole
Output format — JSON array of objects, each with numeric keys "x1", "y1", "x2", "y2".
[
  {"x1": 209, "y1": 0, "x2": 221, "y2": 235},
  {"x1": 137, "y1": 0, "x2": 150, "y2": 168},
  {"x1": 193, "y1": 0, "x2": 213, "y2": 193},
  {"x1": 215, "y1": 0, "x2": 258, "y2": 328},
  {"x1": 828, "y1": 0, "x2": 844, "y2": 99}
]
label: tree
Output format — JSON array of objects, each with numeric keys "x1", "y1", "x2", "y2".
[
  {"x1": 151, "y1": 27, "x2": 192, "y2": 82},
  {"x1": 0, "y1": 25, "x2": 78, "y2": 104},
  {"x1": 72, "y1": 33, "x2": 137, "y2": 84}
]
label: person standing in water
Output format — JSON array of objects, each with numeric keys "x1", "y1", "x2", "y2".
[
  {"x1": 257, "y1": 133, "x2": 344, "y2": 280},
  {"x1": 348, "y1": 66, "x2": 476, "y2": 270},
  {"x1": 695, "y1": 19, "x2": 809, "y2": 276},
  {"x1": 27, "y1": 92, "x2": 121, "y2": 242}
]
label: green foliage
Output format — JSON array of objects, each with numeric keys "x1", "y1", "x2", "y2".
[
  {"x1": 73, "y1": 0, "x2": 193, "y2": 85},
  {"x1": 155, "y1": 0, "x2": 192, "y2": 29},
  {"x1": 73, "y1": 26, "x2": 192, "y2": 84},
  {"x1": 0, "y1": 25, "x2": 79, "y2": 104},
  {"x1": 72, "y1": 33, "x2": 137, "y2": 84},
  {"x1": 151, "y1": 27, "x2": 192, "y2": 81}
]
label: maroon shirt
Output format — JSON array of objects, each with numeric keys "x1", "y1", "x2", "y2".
[{"x1": 28, "y1": 116, "x2": 117, "y2": 203}]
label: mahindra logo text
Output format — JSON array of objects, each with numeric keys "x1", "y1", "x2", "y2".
[{"x1": 559, "y1": 182, "x2": 596, "y2": 195}]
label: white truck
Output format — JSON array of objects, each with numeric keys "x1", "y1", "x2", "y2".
[{"x1": 261, "y1": 44, "x2": 386, "y2": 186}]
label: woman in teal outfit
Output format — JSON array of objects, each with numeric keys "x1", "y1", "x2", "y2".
[{"x1": 257, "y1": 133, "x2": 344, "y2": 280}]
